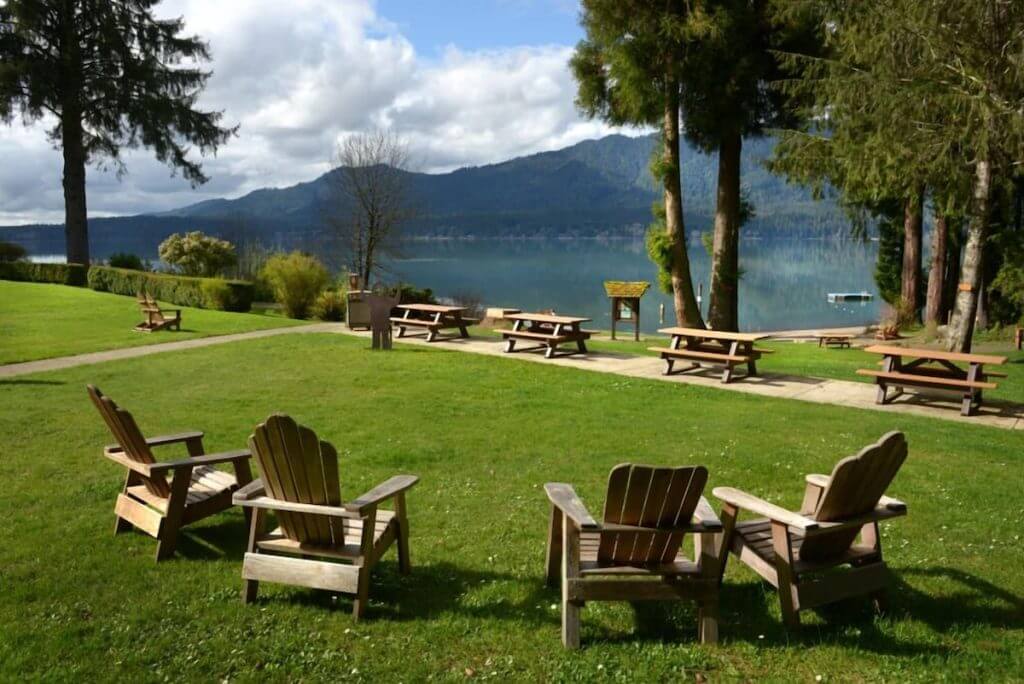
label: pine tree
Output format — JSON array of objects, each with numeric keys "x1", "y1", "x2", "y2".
[
  {"x1": 571, "y1": 0, "x2": 704, "y2": 327},
  {"x1": 0, "y1": 0, "x2": 235, "y2": 264}
]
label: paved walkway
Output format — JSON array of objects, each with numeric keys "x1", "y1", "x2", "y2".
[{"x1": 2, "y1": 323, "x2": 1021, "y2": 430}]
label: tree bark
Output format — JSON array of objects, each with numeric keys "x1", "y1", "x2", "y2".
[
  {"x1": 662, "y1": 84, "x2": 704, "y2": 328},
  {"x1": 924, "y1": 214, "x2": 948, "y2": 326},
  {"x1": 707, "y1": 131, "x2": 742, "y2": 331},
  {"x1": 61, "y1": 108, "x2": 90, "y2": 265},
  {"x1": 899, "y1": 188, "x2": 924, "y2": 319},
  {"x1": 942, "y1": 219, "x2": 961, "y2": 323},
  {"x1": 947, "y1": 160, "x2": 992, "y2": 352}
]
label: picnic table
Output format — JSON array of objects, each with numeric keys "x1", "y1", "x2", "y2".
[
  {"x1": 391, "y1": 304, "x2": 476, "y2": 342},
  {"x1": 502, "y1": 312, "x2": 592, "y2": 359},
  {"x1": 650, "y1": 327, "x2": 771, "y2": 383},
  {"x1": 815, "y1": 332, "x2": 854, "y2": 348},
  {"x1": 857, "y1": 345, "x2": 1007, "y2": 416}
]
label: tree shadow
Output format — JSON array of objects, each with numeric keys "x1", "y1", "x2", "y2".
[{"x1": 0, "y1": 378, "x2": 66, "y2": 386}]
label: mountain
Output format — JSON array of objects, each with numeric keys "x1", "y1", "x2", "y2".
[{"x1": 1, "y1": 134, "x2": 844, "y2": 257}]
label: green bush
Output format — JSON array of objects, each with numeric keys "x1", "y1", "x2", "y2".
[
  {"x1": 87, "y1": 266, "x2": 253, "y2": 312},
  {"x1": 312, "y1": 289, "x2": 347, "y2": 321},
  {"x1": 397, "y1": 284, "x2": 436, "y2": 305},
  {"x1": 261, "y1": 252, "x2": 329, "y2": 319},
  {"x1": 0, "y1": 261, "x2": 88, "y2": 286},
  {"x1": 0, "y1": 241, "x2": 27, "y2": 262},
  {"x1": 158, "y1": 231, "x2": 237, "y2": 277},
  {"x1": 108, "y1": 252, "x2": 146, "y2": 270}
]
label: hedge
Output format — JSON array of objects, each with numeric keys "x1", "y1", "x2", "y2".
[
  {"x1": 87, "y1": 266, "x2": 253, "y2": 312},
  {"x1": 0, "y1": 261, "x2": 88, "y2": 286}
]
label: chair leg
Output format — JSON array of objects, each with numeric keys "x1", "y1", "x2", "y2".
[
  {"x1": 715, "y1": 503, "x2": 739, "y2": 585},
  {"x1": 770, "y1": 521, "x2": 800, "y2": 629},
  {"x1": 352, "y1": 567, "x2": 370, "y2": 620},
  {"x1": 155, "y1": 467, "x2": 192, "y2": 562},
  {"x1": 395, "y1": 493, "x2": 412, "y2": 575},
  {"x1": 242, "y1": 508, "x2": 264, "y2": 605},
  {"x1": 561, "y1": 520, "x2": 581, "y2": 649},
  {"x1": 545, "y1": 506, "x2": 563, "y2": 588},
  {"x1": 698, "y1": 597, "x2": 719, "y2": 644}
]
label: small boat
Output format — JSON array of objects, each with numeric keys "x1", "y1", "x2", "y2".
[{"x1": 827, "y1": 291, "x2": 874, "y2": 303}]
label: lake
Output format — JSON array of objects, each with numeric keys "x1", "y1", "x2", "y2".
[
  {"x1": 385, "y1": 237, "x2": 880, "y2": 333},
  {"x1": 29, "y1": 236, "x2": 881, "y2": 332}
]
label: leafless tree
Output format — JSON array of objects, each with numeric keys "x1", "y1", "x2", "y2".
[{"x1": 323, "y1": 130, "x2": 417, "y2": 287}]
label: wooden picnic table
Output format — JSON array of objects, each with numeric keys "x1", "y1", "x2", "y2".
[
  {"x1": 391, "y1": 303, "x2": 476, "y2": 342},
  {"x1": 502, "y1": 312, "x2": 593, "y2": 359},
  {"x1": 651, "y1": 327, "x2": 771, "y2": 383},
  {"x1": 815, "y1": 332, "x2": 854, "y2": 348},
  {"x1": 857, "y1": 344, "x2": 1007, "y2": 416}
]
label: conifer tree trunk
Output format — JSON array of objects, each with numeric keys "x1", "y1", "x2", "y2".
[
  {"x1": 924, "y1": 214, "x2": 948, "y2": 326},
  {"x1": 899, "y1": 188, "x2": 924, "y2": 319},
  {"x1": 662, "y1": 84, "x2": 704, "y2": 328},
  {"x1": 61, "y1": 108, "x2": 90, "y2": 265},
  {"x1": 947, "y1": 160, "x2": 992, "y2": 352},
  {"x1": 708, "y1": 131, "x2": 741, "y2": 331}
]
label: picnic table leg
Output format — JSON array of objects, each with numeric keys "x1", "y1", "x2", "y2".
[
  {"x1": 721, "y1": 341, "x2": 740, "y2": 383},
  {"x1": 876, "y1": 355, "x2": 895, "y2": 404},
  {"x1": 744, "y1": 342, "x2": 758, "y2": 377},
  {"x1": 455, "y1": 313, "x2": 470, "y2": 339},
  {"x1": 426, "y1": 313, "x2": 441, "y2": 343},
  {"x1": 962, "y1": 364, "x2": 981, "y2": 416},
  {"x1": 396, "y1": 309, "x2": 410, "y2": 338},
  {"x1": 545, "y1": 323, "x2": 564, "y2": 359},
  {"x1": 505, "y1": 320, "x2": 522, "y2": 352},
  {"x1": 575, "y1": 324, "x2": 587, "y2": 355}
]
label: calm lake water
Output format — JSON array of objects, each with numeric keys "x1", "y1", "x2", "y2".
[
  {"x1": 385, "y1": 237, "x2": 880, "y2": 333},
  {"x1": 30, "y1": 236, "x2": 881, "y2": 332}
]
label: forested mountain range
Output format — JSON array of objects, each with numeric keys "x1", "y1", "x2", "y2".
[{"x1": 2, "y1": 133, "x2": 846, "y2": 257}]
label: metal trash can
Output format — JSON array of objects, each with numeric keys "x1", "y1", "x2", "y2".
[{"x1": 346, "y1": 290, "x2": 371, "y2": 330}]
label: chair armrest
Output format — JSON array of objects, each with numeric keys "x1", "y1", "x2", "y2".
[
  {"x1": 692, "y1": 496, "x2": 723, "y2": 532},
  {"x1": 345, "y1": 475, "x2": 419, "y2": 515},
  {"x1": 105, "y1": 431, "x2": 204, "y2": 454},
  {"x1": 544, "y1": 483, "x2": 598, "y2": 530},
  {"x1": 805, "y1": 473, "x2": 830, "y2": 489},
  {"x1": 147, "y1": 449, "x2": 251, "y2": 475},
  {"x1": 712, "y1": 486, "x2": 820, "y2": 531},
  {"x1": 233, "y1": 478, "x2": 265, "y2": 502}
]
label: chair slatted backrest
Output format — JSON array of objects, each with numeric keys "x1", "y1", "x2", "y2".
[
  {"x1": 248, "y1": 414, "x2": 344, "y2": 546},
  {"x1": 598, "y1": 464, "x2": 708, "y2": 566},
  {"x1": 86, "y1": 385, "x2": 170, "y2": 498},
  {"x1": 800, "y1": 431, "x2": 907, "y2": 561}
]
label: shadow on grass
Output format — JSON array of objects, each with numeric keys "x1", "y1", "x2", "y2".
[{"x1": 0, "y1": 378, "x2": 66, "y2": 386}]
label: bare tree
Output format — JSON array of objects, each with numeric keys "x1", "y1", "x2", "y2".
[{"x1": 323, "y1": 130, "x2": 417, "y2": 287}]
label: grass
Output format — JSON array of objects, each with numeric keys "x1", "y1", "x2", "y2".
[
  {"x1": 0, "y1": 280, "x2": 304, "y2": 364},
  {"x1": 1, "y1": 332, "x2": 1022, "y2": 681}
]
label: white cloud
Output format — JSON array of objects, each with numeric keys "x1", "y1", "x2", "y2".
[{"x1": 0, "y1": 0, "x2": 635, "y2": 225}]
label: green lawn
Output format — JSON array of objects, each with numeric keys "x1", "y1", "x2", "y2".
[
  {"x1": 0, "y1": 280, "x2": 303, "y2": 364},
  {"x1": 1, "y1": 333, "x2": 1021, "y2": 680}
]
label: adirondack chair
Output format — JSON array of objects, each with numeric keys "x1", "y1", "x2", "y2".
[
  {"x1": 544, "y1": 464, "x2": 723, "y2": 649},
  {"x1": 135, "y1": 292, "x2": 181, "y2": 332},
  {"x1": 87, "y1": 385, "x2": 253, "y2": 561},
  {"x1": 367, "y1": 290, "x2": 400, "y2": 350},
  {"x1": 233, "y1": 414, "x2": 418, "y2": 619},
  {"x1": 713, "y1": 431, "x2": 908, "y2": 629}
]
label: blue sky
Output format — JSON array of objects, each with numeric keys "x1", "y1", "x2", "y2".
[{"x1": 380, "y1": 0, "x2": 582, "y2": 55}]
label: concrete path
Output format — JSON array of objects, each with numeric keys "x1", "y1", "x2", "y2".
[
  {"x1": 2, "y1": 322, "x2": 1021, "y2": 431},
  {"x1": 0, "y1": 323, "x2": 343, "y2": 379}
]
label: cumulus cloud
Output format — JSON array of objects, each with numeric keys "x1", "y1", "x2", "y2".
[{"x1": 0, "y1": 0, "x2": 634, "y2": 225}]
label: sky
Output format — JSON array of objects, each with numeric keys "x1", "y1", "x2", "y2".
[{"x1": 0, "y1": 0, "x2": 639, "y2": 225}]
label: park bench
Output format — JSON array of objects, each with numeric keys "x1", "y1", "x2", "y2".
[
  {"x1": 502, "y1": 312, "x2": 592, "y2": 358},
  {"x1": 857, "y1": 345, "x2": 1006, "y2": 416},
  {"x1": 714, "y1": 431, "x2": 908, "y2": 630},
  {"x1": 544, "y1": 463, "x2": 722, "y2": 649},
  {"x1": 234, "y1": 414, "x2": 418, "y2": 619},
  {"x1": 391, "y1": 303, "x2": 477, "y2": 342},
  {"x1": 650, "y1": 327, "x2": 770, "y2": 383},
  {"x1": 87, "y1": 385, "x2": 253, "y2": 561}
]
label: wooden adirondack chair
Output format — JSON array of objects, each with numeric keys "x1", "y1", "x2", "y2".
[
  {"x1": 87, "y1": 385, "x2": 253, "y2": 561},
  {"x1": 713, "y1": 431, "x2": 908, "y2": 629},
  {"x1": 135, "y1": 291, "x2": 181, "y2": 332},
  {"x1": 544, "y1": 464, "x2": 723, "y2": 649},
  {"x1": 233, "y1": 414, "x2": 418, "y2": 619}
]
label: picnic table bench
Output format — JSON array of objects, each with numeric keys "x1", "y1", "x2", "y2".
[
  {"x1": 390, "y1": 304, "x2": 476, "y2": 342},
  {"x1": 815, "y1": 333, "x2": 854, "y2": 348},
  {"x1": 502, "y1": 312, "x2": 592, "y2": 358},
  {"x1": 856, "y1": 345, "x2": 1007, "y2": 416},
  {"x1": 650, "y1": 327, "x2": 771, "y2": 383}
]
